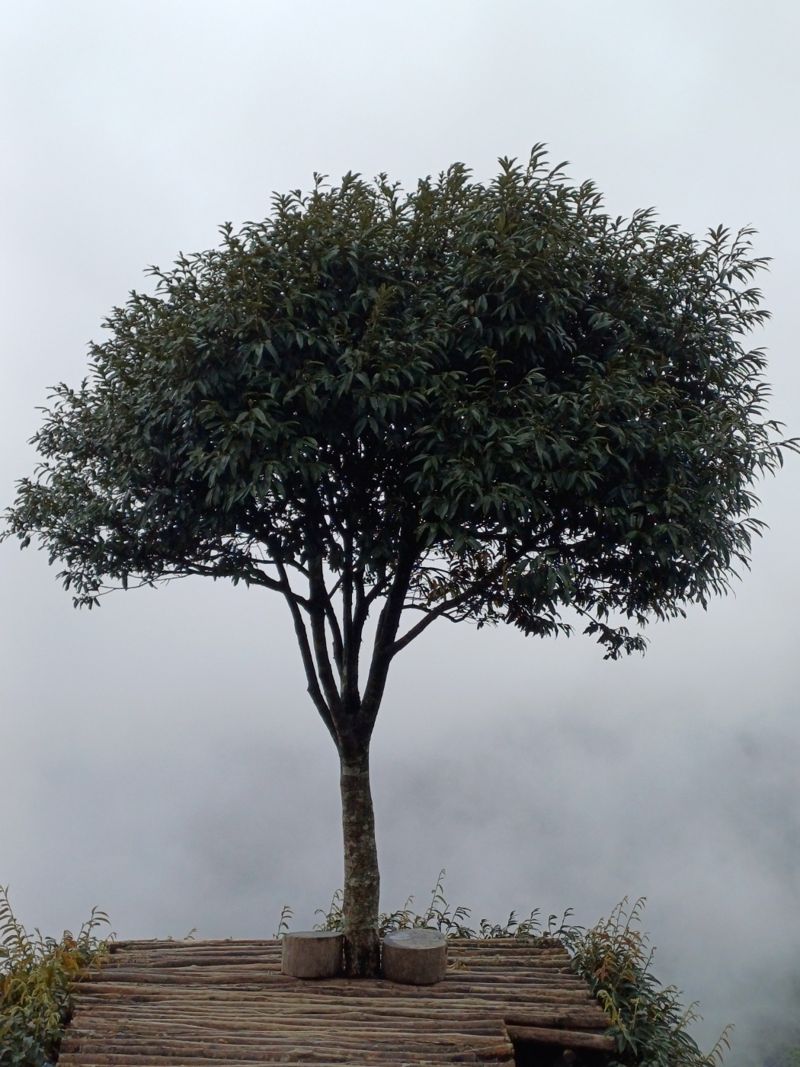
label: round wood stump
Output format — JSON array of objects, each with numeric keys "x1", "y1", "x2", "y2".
[
  {"x1": 281, "y1": 931, "x2": 343, "y2": 979},
  {"x1": 382, "y1": 928, "x2": 447, "y2": 985}
]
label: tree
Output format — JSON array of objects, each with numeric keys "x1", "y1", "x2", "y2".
[{"x1": 3, "y1": 149, "x2": 794, "y2": 976}]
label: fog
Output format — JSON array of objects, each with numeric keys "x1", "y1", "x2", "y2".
[{"x1": 1, "y1": 3, "x2": 798, "y2": 1062}]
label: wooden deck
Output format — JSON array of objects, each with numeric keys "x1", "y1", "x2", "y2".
[{"x1": 59, "y1": 938, "x2": 613, "y2": 1066}]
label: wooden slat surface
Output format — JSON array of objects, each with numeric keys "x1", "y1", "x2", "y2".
[{"x1": 59, "y1": 938, "x2": 610, "y2": 1066}]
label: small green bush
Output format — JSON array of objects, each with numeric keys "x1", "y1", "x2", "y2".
[
  {"x1": 563, "y1": 897, "x2": 730, "y2": 1067},
  {"x1": 0, "y1": 886, "x2": 110, "y2": 1067}
]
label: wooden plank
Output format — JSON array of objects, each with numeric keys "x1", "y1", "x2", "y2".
[{"x1": 506, "y1": 1025, "x2": 616, "y2": 1051}]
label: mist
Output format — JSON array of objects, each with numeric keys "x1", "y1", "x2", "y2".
[{"x1": 2, "y1": 3, "x2": 799, "y2": 1063}]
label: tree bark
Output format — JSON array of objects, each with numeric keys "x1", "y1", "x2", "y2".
[{"x1": 339, "y1": 745, "x2": 380, "y2": 977}]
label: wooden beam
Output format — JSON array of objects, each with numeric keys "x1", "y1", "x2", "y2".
[{"x1": 506, "y1": 1024, "x2": 616, "y2": 1052}]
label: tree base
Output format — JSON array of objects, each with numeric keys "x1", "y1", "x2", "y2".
[{"x1": 343, "y1": 927, "x2": 381, "y2": 978}]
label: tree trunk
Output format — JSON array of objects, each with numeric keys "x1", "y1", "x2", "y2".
[{"x1": 339, "y1": 745, "x2": 380, "y2": 977}]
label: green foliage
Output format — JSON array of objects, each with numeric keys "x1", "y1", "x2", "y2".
[
  {"x1": 4, "y1": 149, "x2": 795, "y2": 665},
  {"x1": 308, "y1": 878, "x2": 727, "y2": 1067},
  {"x1": 0, "y1": 887, "x2": 110, "y2": 1067},
  {"x1": 313, "y1": 869, "x2": 570, "y2": 940},
  {"x1": 564, "y1": 897, "x2": 730, "y2": 1067}
]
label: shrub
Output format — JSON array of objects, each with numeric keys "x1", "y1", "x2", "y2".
[
  {"x1": 0, "y1": 886, "x2": 110, "y2": 1067},
  {"x1": 564, "y1": 897, "x2": 731, "y2": 1067}
]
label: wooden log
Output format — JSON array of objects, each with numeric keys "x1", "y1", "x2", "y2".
[
  {"x1": 382, "y1": 929, "x2": 447, "y2": 985},
  {"x1": 504, "y1": 1009, "x2": 608, "y2": 1030},
  {"x1": 281, "y1": 931, "x2": 343, "y2": 979},
  {"x1": 505, "y1": 1024, "x2": 616, "y2": 1052}
]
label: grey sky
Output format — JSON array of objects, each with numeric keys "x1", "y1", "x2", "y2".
[{"x1": 2, "y1": 2, "x2": 799, "y2": 1060}]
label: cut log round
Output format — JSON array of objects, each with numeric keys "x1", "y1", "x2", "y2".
[
  {"x1": 281, "y1": 931, "x2": 343, "y2": 979},
  {"x1": 382, "y1": 928, "x2": 447, "y2": 985}
]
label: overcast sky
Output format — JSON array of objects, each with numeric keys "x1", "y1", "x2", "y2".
[{"x1": 1, "y1": 2, "x2": 798, "y2": 1061}]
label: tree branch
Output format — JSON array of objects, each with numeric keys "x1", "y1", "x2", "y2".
[
  {"x1": 185, "y1": 556, "x2": 309, "y2": 603},
  {"x1": 273, "y1": 557, "x2": 338, "y2": 744},
  {"x1": 360, "y1": 538, "x2": 417, "y2": 731},
  {"x1": 321, "y1": 583, "x2": 344, "y2": 674},
  {"x1": 390, "y1": 558, "x2": 516, "y2": 656},
  {"x1": 354, "y1": 563, "x2": 391, "y2": 631},
  {"x1": 341, "y1": 526, "x2": 361, "y2": 707},
  {"x1": 308, "y1": 554, "x2": 344, "y2": 717}
]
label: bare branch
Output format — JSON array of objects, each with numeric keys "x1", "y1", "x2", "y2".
[
  {"x1": 341, "y1": 527, "x2": 360, "y2": 706},
  {"x1": 184, "y1": 557, "x2": 308, "y2": 601},
  {"x1": 355, "y1": 565, "x2": 392, "y2": 630},
  {"x1": 361, "y1": 539, "x2": 417, "y2": 729},
  {"x1": 273, "y1": 557, "x2": 338, "y2": 744},
  {"x1": 282, "y1": 557, "x2": 311, "y2": 579},
  {"x1": 321, "y1": 586, "x2": 344, "y2": 673},
  {"x1": 308, "y1": 555, "x2": 344, "y2": 716}
]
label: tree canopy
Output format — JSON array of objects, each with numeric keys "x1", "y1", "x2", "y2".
[{"x1": 6, "y1": 151, "x2": 788, "y2": 668}]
